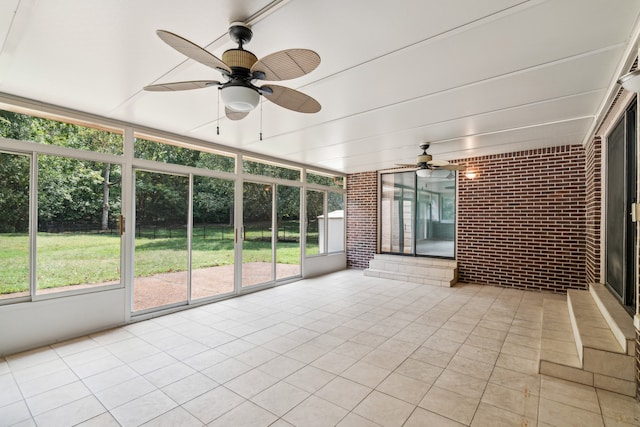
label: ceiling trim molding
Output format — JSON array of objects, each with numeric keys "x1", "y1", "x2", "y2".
[{"x1": 583, "y1": 10, "x2": 640, "y2": 147}]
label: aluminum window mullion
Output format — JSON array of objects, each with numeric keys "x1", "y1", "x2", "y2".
[
  {"x1": 272, "y1": 184, "x2": 277, "y2": 282},
  {"x1": 29, "y1": 152, "x2": 37, "y2": 299},
  {"x1": 187, "y1": 174, "x2": 194, "y2": 304}
]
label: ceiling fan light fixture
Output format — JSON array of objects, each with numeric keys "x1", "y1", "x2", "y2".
[
  {"x1": 618, "y1": 69, "x2": 640, "y2": 92},
  {"x1": 416, "y1": 167, "x2": 431, "y2": 178},
  {"x1": 221, "y1": 85, "x2": 260, "y2": 112}
]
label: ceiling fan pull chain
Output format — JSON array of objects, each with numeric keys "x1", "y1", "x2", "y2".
[
  {"x1": 260, "y1": 96, "x2": 263, "y2": 141},
  {"x1": 217, "y1": 88, "x2": 220, "y2": 135}
]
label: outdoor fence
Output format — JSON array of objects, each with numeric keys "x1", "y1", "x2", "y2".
[{"x1": 37, "y1": 221, "x2": 303, "y2": 242}]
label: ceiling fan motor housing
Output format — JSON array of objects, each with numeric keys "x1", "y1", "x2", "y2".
[
  {"x1": 222, "y1": 49, "x2": 258, "y2": 72},
  {"x1": 417, "y1": 153, "x2": 432, "y2": 164}
]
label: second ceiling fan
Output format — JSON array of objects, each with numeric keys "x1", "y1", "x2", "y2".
[
  {"x1": 144, "y1": 22, "x2": 321, "y2": 121},
  {"x1": 398, "y1": 143, "x2": 466, "y2": 177}
]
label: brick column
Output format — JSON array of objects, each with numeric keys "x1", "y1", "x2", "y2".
[{"x1": 346, "y1": 172, "x2": 377, "y2": 269}]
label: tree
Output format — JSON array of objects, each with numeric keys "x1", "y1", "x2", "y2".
[
  {"x1": 0, "y1": 110, "x2": 122, "y2": 231},
  {"x1": 0, "y1": 153, "x2": 29, "y2": 232}
]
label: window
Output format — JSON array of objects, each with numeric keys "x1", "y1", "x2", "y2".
[
  {"x1": 0, "y1": 109, "x2": 123, "y2": 155},
  {"x1": 307, "y1": 170, "x2": 344, "y2": 188},
  {"x1": 243, "y1": 158, "x2": 301, "y2": 181},
  {"x1": 326, "y1": 192, "x2": 345, "y2": 252},
  {"x1": 0, "y1": 103, "x2": 346, "y2": 309},
  {"x1": 37, "y1": 155, "x2": 122, "y2": 294},
  {"x1": 305, "y1": 189, "x2": 346, "y2": 256},
  {"x1": 306, "y1": 189, "x2": 324, "y2": 255},
  {"x1": 0, "y1": 152, "x2": 31, "y2": 301},
  {"x1": 135, "y1": 136, "x2": 235, "y2": 173}
]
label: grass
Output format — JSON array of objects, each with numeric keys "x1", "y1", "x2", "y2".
[{"x1": 0, "y1": 230, "x2": 302, "y2": 295}]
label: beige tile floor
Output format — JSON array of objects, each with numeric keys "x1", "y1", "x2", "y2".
[{"x1": 1, "y1": 269, "x2": 639, "y2": 426}]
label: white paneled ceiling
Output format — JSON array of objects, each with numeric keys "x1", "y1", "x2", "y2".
[{"x1": 1, "y1": 0, "x2": 639, "y2": 173}]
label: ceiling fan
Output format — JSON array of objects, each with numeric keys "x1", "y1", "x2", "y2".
[
  {"x1": 144, "y1": 22, "x2": 321, "y2": 121},
  {"x1": 398, "y1": 143, "x2": 465, "y2": 177}
]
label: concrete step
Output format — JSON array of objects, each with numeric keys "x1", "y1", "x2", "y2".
[
  {"x1": 364, "y1": 254, "x2": 457, "y2": 287},
  {"x1": 589, "y1": 283, "x2": 635, "y2": 356},
  {"x1": 538, "y1": 289, "x2": 635, "y2": 397},
  {"x1": 371, "y1": 254, "x2": 457, "y2": 268}
]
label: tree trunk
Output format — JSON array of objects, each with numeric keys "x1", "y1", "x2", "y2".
[{"x1": 101, "y1": 163, "x2": 111, "y2": 231}]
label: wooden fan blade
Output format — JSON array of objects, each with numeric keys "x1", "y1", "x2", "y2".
[
  {"x1": 427, "y1": 159, "x2": 450, "y2": 167},
  {"x1": 438, "y1": 164, "x2": 466, "y2": 171},
  {"x1": 144, "y1": 80, "x2": 220, "y2": 91},
  {"x1": 251, "y1": 49, "x2": 320, "y2": 81},
  {"x1": 156, "y1": 30, "x2": 231, "y2": 73},
  {"x1": 261, "y1": 85, "x2": 321, "y2": 113},
  {"x1": 225, "y1": 107, "x2": 249, "y2": 121},
  {"x1": 395, "y1": 164, "x2": 418, "y2": 168}
]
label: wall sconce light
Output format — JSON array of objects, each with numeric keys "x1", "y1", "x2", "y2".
[{"x1": 465, "y1": 170, "x2": 477, "y2": 179}]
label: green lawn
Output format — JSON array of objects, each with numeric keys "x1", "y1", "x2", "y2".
[{"x1": 0, "y1": 230, "x2": 302, "y2": 295}]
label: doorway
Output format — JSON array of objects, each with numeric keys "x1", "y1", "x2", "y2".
[
  {"x1": 380, "y1": 169, "x2": 456, "y2": 258},
  {"x1": 605, "y1": 99, "x2": 636, "y2": 312},
  {"x1": 133, "y1": 170, "x2": 189, "y2": 312},
  {"x1": 241, "y1": 181, "x2": 302, "y2": 288}
]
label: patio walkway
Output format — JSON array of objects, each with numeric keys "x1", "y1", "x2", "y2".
[{"x1": 133, "y1": 263, "x2": 301, "y2": 311}]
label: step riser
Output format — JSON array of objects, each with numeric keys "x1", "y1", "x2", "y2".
[
  {"x1": 368, "y1": 260, "x2": 456, "y2": 280},
  {"x1": 567, "y1": 292, "x2": 584, "y2": 363},
  {"x1": 539, "y1": 288, "x2": 636, "y2": 397},
  {"x1": 589, "y1": 283, "x2": 635, "y2": 355},
  {"x1": 364, "y1": 269, "x2": 453, "y2": 287},
  {"x1": 539, "y1": 360, "x2": 635, "y2": 397},
  {"x1": 583, "y1": 348, "x2": 635, "y2": 381},
  {"x1": 594, "y1": 373, "x2": 636, "y2": 397},
  {"x1": 539, "y1": 360, "x2": 594, "y2": 386},
  {"x1": 364, "y1": 254, "x2": 458, "y2": 287},
  {"x1": 373, "y1": 254, "x2": 457, "y2": 268}
]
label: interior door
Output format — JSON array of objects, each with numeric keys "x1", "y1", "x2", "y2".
[{"x1": 605, "y1": 100, "x2": 636, "y2": 311}]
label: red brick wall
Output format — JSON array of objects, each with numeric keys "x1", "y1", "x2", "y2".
[
  {"x1": 346, "y1": 172, "x2": 377, "y2": 269},
  {"x1": 585, "y1": 136, "x2": 602, "y2": 284},
  {"x1": 455, "y1": 146, "x2": 587, "y2": 292},
  {"x1": 346, "y1": 146, "x2": 588, "y2": 291}
]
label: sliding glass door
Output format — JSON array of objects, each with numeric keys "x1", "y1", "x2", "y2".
[
  {"x1": 276, "y1": 185, "x2": 301, "y2": 280},
  {"x1": 416, "y1": 170, "x2": 456, "y2": 257},
  {"x1": 191, "y1": 175, "x2": 235, "y2": 299},
  {"x1": 242, "y1": 181, "x2": 274, "y2": 288},
  {"x1": 380, "y1": 172, "x2": 415, "y2": 254},
  {"x1": 133, "y1": 170, "x2": 189, "y2": 312},
  {"x1": 380, "y1": 169, "x2": 456, "y2": 258}
]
